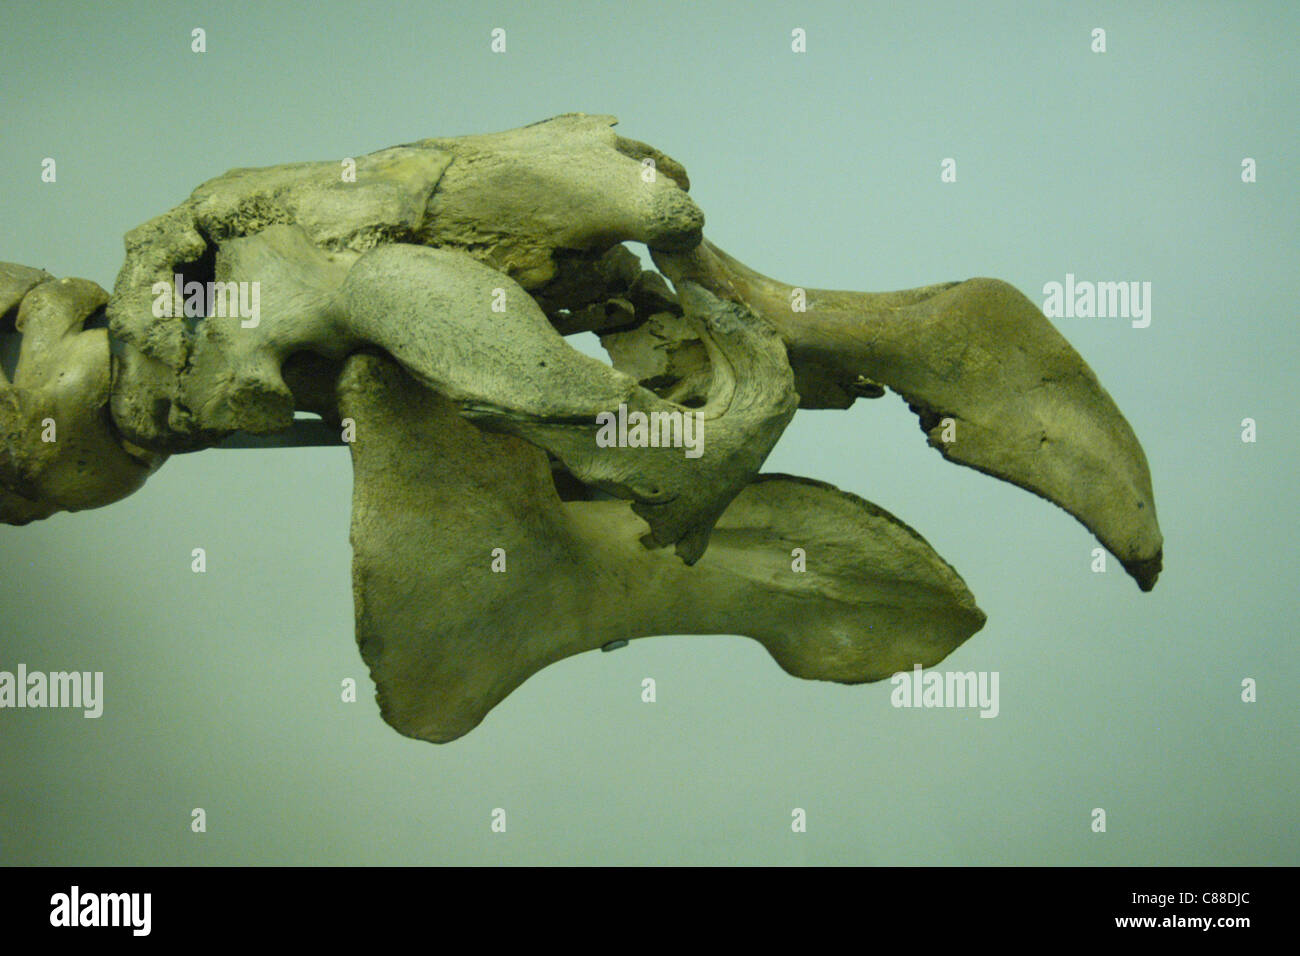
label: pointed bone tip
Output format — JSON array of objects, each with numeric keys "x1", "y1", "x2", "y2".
[
  {"x1": 636, "y1": 522, "x2": 709, "y2": 565},
  {"x1": 673, "y1": 530, "x2": 709, "y2": 565},
  {"x1": 1122, "y1": 549, "x2": 1163, "y2": 592},
  {"x1": 942, "y1": 596, "x2": 987, "y2": 644}
]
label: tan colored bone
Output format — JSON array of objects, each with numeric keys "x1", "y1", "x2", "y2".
[
  {"x1": 106, "y1": 114, "x2": 704, "y2": 452},
  {"x1": 653, "y1": 240, "x2": 1164, "y2": 590},
  {"x1": 0, "y1": 114, "x2": 1165, "y2": 745},
  {"x1": 0, "y1": 267, "x2": 163, "y2": 523},
  {"x1": 340, "y1": 351, "x2": 984, "y2": 743},
  {"x1": 169, "y1": 224, "x2": 796, "y2": 561}
]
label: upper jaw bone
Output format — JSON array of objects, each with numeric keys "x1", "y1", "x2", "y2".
[{"x1": 653, "y1": 239, "x2": 1163, "y2": 590}]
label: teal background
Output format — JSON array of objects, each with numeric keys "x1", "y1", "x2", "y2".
[{"x1": 1, "y1": 0, "x2": 1296, "y2": 865}]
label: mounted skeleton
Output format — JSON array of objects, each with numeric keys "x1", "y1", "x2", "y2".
[{"x1": 0, "y1": 114, "x2": 1162, "y2": 742}]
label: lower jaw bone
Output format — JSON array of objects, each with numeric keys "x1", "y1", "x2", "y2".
[{"x1": 340, "y1": 351, "x2": 985, "y2": 744}]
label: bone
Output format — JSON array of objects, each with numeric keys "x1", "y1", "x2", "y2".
[
  {"x1": 338, "y1": 248, "x2": 798, "y2": 562},
  {"x1": 105, "y1": 114, "x2": 705, "y2": 453},
  {"x1": 653, "y1": 240, "x2": 1164, "y2": 590},
  {"x1": 0, "y1": 114, "x2": 1164, "y2": 745},
  {"x1": 0, "y1": 269, "x2": 164, "y2": 524},
  {"x1": 106, "y1": 141, "x2": 454, "y2": 450},
  {"x1": 599, "y1": 308, "x2": 713, "y2": 408},
  {"x1": 155, "y1": 224, "x2": 796, "y2": 560},
  {"x1": 340, "y1": 350, "x2": 984, "y2": 743},
  {"x1": 1, "y1": 262, "x2": 53, "y2": 324},
  {"x1": 418, "y1": 113, "x2": 704, "y2": 286}
]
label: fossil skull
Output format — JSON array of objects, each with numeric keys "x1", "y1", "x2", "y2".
[{"x1": 0, "y1": 114, "x2": 1162, "y2": 742}]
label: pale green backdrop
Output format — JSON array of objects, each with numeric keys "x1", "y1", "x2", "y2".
[{"x1": 1, "y1": 0, "x2": 1295, "y2": 865}]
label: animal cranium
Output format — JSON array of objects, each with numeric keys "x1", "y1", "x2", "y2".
[{"x1": 0, "y1": 114, "x2": 1162, "y2": 742}]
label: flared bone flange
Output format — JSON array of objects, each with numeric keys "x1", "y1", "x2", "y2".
[
  {"x1": 0, "y1": 113, "x2": 1164, "y2": 743},
  {"x1": 341, "y1": 350, "x2": 983, "y2": 743}
]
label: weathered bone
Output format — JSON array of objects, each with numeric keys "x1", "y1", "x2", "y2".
[
  {"x1": 340, "y1": 351, "x2": 983, "y2": 743},
  {"x1": 0, "y1": 114, "x2": 1164, "y2": 744},
  {"x1": 106, "y1": 114, "x2": 703, "y2": 452},
  {"x1": 653, "y1": 240, "x2": 1164, "y2": 590},
  {"x1": 167, "y1": 224, "x2": 796, "y2": 560},
  {"x1": 0, "y1": 266, "x2": 161, "y2": 524}
]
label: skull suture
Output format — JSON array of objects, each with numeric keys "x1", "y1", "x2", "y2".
[{"x1": 0, "y1": 114, "x2": 1162, "y2": 743}]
